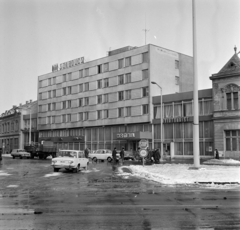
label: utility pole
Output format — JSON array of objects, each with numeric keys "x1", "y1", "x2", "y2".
[{"x1": 142, "y1": 14, "x2": 149, "y2": 45}]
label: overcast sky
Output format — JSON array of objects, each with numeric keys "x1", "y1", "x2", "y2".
[{"x1": 0, "y1": 0, "x2": 239, "y2": 113}]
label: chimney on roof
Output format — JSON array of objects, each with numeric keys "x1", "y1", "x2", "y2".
[
  {"x1": 234, "y1": 46, "x2": 237, "y2": 54},
  {"x1": 30, "y1": 100, "x2": 32, "y2": 103}
]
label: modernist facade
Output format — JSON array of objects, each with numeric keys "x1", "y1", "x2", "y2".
[
  {"x1": 37, "y1": 44, "x2": 193, "y2": 152},
  {"x1": 0, "y1": 100, "x2": 38, "y2": 152}
]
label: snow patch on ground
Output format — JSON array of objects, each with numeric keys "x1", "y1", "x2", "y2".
[
  {"x1": 7, "y1": 185, "x2": 19, "y2": 188},
  {"x1": 81, "y1": 168, "x2": 100, "y2": 173},
  {"x1": 203, "y1": 158, "x2": 240, "y2": 165},
  {"x1": 0, "y1": 170, "x2": 11, "y2": 176},
  {"x1": 44, "y1": 172, "x2": 61, "y2": 177},
  {"x1": 118, "y1": 164, "x2": 240, "y2": 188}
]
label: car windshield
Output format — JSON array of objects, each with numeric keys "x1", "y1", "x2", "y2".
[{"x1": 56, "y1": 151, "x2": 77, "y2": 158}]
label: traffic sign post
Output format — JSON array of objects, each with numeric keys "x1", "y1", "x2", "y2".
[{"x1": 139, "y1": 139, "x2": 149, "y2": 166}]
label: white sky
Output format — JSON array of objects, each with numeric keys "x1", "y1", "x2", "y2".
[{"x1": 0, "y1": 0, "x2": 239, "y2": 113}]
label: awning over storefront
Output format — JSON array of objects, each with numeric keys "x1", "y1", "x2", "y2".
[{"x1": 114, "y1": 131, "x2": 152, "y2": 140}]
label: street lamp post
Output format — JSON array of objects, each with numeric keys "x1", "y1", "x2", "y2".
[
  {"x1": 151, "y1": 81, "x2": 163, "y2": 160},
  {"x1": 28, "y1": 106, "x2": 32, "y2": 145}
]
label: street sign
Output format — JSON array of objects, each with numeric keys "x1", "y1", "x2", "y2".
[
  {"x1": 139, "y1": 139, "x2": 148, "y2": 149},
  {"x1": 139, "y1": 149, "x2": 148, "y2": 158}
]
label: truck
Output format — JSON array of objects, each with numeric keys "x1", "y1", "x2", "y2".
[{"x1": 24, "y1": 141, "x2": 57, "y2": 159}]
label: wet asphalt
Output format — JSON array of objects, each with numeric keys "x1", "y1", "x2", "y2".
[{"x1": 0, "y1": 156, "x2": 240, "y2": 230}]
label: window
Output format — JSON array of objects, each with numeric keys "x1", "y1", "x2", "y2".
[
  {"x1": 84, "y1": 112, "x2": 89, "y2": 120},
  {"x1": 67, "y1": 100, "x2": 71, "y2": 108},
  {"x1": 103, "y1": 94, "x2": 108, "y2": 103},
  {"x1": 62, "y1": 87, "x2": 66, "y2": 95},
  {"x1": 67, "y1": 114, "x2": 71, "y2": 122},
  {"x1": 142, "y1": 87, "x2": 149, "y2": 97},
  {"x1": 118, "y1": 75, "x2": 124, "y2": 85},
  {"x1": 85, "y1": 82, "x2": 89, "y2": 91},
  {"x1": 79, "y1": 98, "x2": 83, "y2": 107},
  {"x1": 79, "y1": 84, "x2": 83, "y2": 92},
  {"x1": 142, "y1": 52, "x2": 148, "y2": 63},
  {"x1": 62, "y1": 114, "x2": 66, "y2": 123},
  {"x1": 175, "y1": 60, "x2": 179, "y2": 69},
  {"x1": 142, "y1": 70, "x2": 149, "y2": 80},
  {"x1": 97, "y1": 65, "x2": 102, "y2": 74},
  {"x1": 52, "y1": 102, "x2": 56, "y2": 110},
  {"x1": 125, "y1": 73, "x2": 131, "y2": 83},
  {"x1": 118, "y1": 59, "x2": 124, "y2": 69},
  {"x1": 233, "y1": 92, "x2": 238, "y2": 110},
  {"x1": 226, "y1": 130, "x2": 240, "y2": 151},
  {"x1": 79, "y1": 112, "x2": 83, "y2": 121},
  {"x1": 52, "y1": 90, "x2": 56, "y2": 98},
  {"x1": 63, "y1": 74, "x2": 66, "y2": 82},
  {"x1": 142, "y1": 104, "x2": 149, "y2": 114},
  {"x1": 97, "y1": 80, "x2": 102, "y2": 89},
  {"x1": 53, "y1": 77, "x2": 56, "y2": 84},
  {"x1": 52, "y1": 116, "x2": 55, "y2": 124},
  {"x1": 118, "y1": 107, "x2": 124, "y2": 117},
  {"x1": 227, "y1": 92, "x2": 239, "y2": 110},
  {"x1": 48, "y1": 103, "x2": 51, "y2": 111},
  {"x1": 48, "y1": 91, "x2": 51, "y2": 98},
  {"x1": 62, "y1": 101, "x2": 66, "y2": 109},
  {"x1": 125, "y1": 90, "x2": 131, "y2": 100},
  {"x1": 97, "y1": 110, "x2": 102, "y2": 119},
  {"x1": 126, "y1": 107, "x2": 131, "y2": 117},
  {"x1": 39, "y1": 105, "x2": 42, "y2": 112},
  {"x1": 48, "y1": 78, "x2": 51, "y2": 86},
  {"x1": 68, "y1": 86, "x2": 71, "y2": 95},
  {"x1": 39, "y1": 93, "x2": 42, "y2": 100},
  {"x1": 85, "y1": 68, "x2": 89, "y2": 77},
  {"x1": 79, "y1": 70, "x2": 83, "y2": 78},
  {"x1": 118, "y1": 91, "x2": 124, "y2": 101},
  {"x1": 68, "y1": 73, "x2": 72, "y2": 81},
  {"x1": 85, "y1": 97, "x2": 89, "y2": 106},
  {"x1": 175, "y1": 76, "x2": 180, "y2": 85},
  {"x1": 104, "y1": 63, "x2": 109, "y2": 72},
  {"x1": 104, "y1": 78, "x2": 109, "y2": 88},
  {"x1": 103, "y1": 110, "x2": 108, "y2": 119},
  {"x1": 125, "y1": 57, "x2": 131, "y2": 67},
  {"x1": 97, "y1": 95, "x2": 102, "y2": 104}
]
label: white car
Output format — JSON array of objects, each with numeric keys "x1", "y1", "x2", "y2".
[
  {"x1": 51, "y1": 150, "x2": 89, "y2": 173},
  {"x1": 89, "y1": 149, "x2": 120, "y2": 162},
  {"x1": 11, "y1": 149, "x2": 31, "y2": 159}
]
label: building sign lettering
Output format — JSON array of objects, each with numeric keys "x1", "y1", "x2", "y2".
[
  {"x1": 116, "y1": 133, "x2": 135, "y2": 139},
  {"x1": 52, "y1": 64, "x2": 58, "y2": 72},
  {"x1": 60, "y1": 57, "x2": 84, "y2": 70},
  {"x1": 163, "y1": 117, "x2": 190, "y2": 123}
]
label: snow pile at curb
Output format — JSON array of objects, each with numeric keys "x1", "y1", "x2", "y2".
[
  {"x1": 203, "y1": 158, "x2": 240, "y2": 165},
  {"x1": 118, "y1": 164, "x2": 240, "y2": 186}
]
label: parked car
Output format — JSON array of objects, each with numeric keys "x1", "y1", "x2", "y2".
[
  {"x1": 11, "y1": 149, "x2": 31, "y2": 159},
  {"x1": 51, "y1": 150, "x2": 89, "y2": 173},
  {"x1": 89, "y1": 149, "x2": 119, "y2": 162}
]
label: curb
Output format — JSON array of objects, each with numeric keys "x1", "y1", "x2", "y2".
[{"x1": 195, "y1": 182, "x2": 240, "y2": 185}]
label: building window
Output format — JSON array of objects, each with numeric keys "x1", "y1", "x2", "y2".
[
  {"x1": 85, "y1": 68, "x2": 89, "y2": 77},
  {"x1": 142, "y1": 104, "x2": 149, "y2": 114},
  {"x1": 79, "y1": 70, "x2": 83, "y2": 78},
  {"x1": 125, "y1": 57, "x2": 131, "y2": 67},
  {"x1": 67, "y1": 114, "x2": 71, "y2": 122},
  {"x1": 142, "y1": 52, "x2": 148, "y2": 63},
  {"x1": 125, "y1": 73, "x2": 131, "y2": 83},
  {"x1": 104, "y1": 110, "x2": 109, "y2": 119},
  {"x1": 85, "y1": 97, "x2": 89, "y2": 106},
  {"x1": 79, "y1": 112, "x2": 83, "y2": 121},
  {"x1": 48, "y1": 78, "x2": 51, "y2": 86},
  {"x1": 118, "y1": 91, "x2": 124, "y2": 101},
  {"x1": 227, "y1": 92, "x2": 238, "y2": 110},
  {"x1": 48, "y1": 103, "x2": 51, "y2": 111},
  {"x1": 53, "y1": 77, "x2": 56, "y2": 84},
  {"x1": 68, "y1": 73, "x2": 72, "y2": 81},
  {"x1": 118, "y1": 75, "x2": 124, "y2": 85},
  {"x1": 97, "y1": 80, "x2": 102, "y2": 89},
  {"x1": 63, "y1": 74, "x2": 66, "y2": 82},
  {"x1": 104, "y1": 78, "x2": 109, "y2": 88},
  {"x1": 52, "y1": 102, "x2": 56, "y2": 110},
  {"x1": 126, "y1": 107, "x2": 131, "y2": 117},
  {"x1": 103, "y1": 94, "x2": 108, "y2": 103},
  {"x1": 47, "y1": 116, "x2": 51, "y2": 124},
  {"x1": 85, "y1": 82, "x2": 89, "y2": 91},
  {"x1": 175, "y1": 60, "x2": 179, "y2": 69},
  {"x1": 79, "y1": 84, "x2": 83, "y2": 92},
  {"x1": 97, "y1": 65, "x2": 102, "y2": 74},
  {"x1": 39, "y1": 105, "x2": 42, "y2": 112},
  {"x1": 39, "y1": 93, "x2": 42, "y2": 100},
  {"x1": 62, "y1": 101, "x2": 66, "y2": 109},
  {"x1": 104, "y1": 63, "x2": 109, "y2": 72},
  {"x1": 62, "y1": 87, "x2": 66, "y2": 95},
  {"x1": 226, "y1": 130, "x2": 240, "y2": 151},
  {"x1": 62, "y1": 114, "x2": 66, "y2": 123},
  {"x1": 175, "y1": 76, "x2": 180, "y2": 85},
  {"x1": 84, "y1": 112, "x2": 89, "y2": 120},
  {"x1": 118, "y1": 107, "x2": 124, "y2": 117},
  {"x1": 125, "y1": 90, "x2": 131, "y2": 100},
  {"x1": 97, "y1": 95, "x2": 102, "y2": 104},
  {"x1": 142, "y1": 69, "x2": 149, "y2": 80},
  {"x1": 48, "y1": 91, "x2": 51, "y2": 98},
  {"x1": 118, "y1": 59, "x2": 124, "y2": 69},
  {"x1": 68, "y1": 86, "x2": 71, "y2": 95},
  {"x1": 67, "y1": 100, "x2": 71, "y2": 108},
  {"x1": 142, "y1": 87, "x2": 149, "y2": 97},
  {"x1": 79, "y1": 98, "x2": 83, "y2": 107},
  {"x1": 97, "y1": 110, "x2": 102, "y2": 119},
  {"x1": 52, "y1": 90, "x2": 56, "y2": 97},
  {"x1": 52, "y1": 116, "x2": 55, "y2": 124}
]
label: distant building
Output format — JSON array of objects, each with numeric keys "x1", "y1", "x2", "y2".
[
  {"x1": 0, "y1": 100, "x2": 38, "y2": 152},
  {"x1": 37, "y1": 44, "x2": 193, "y2": 152}
]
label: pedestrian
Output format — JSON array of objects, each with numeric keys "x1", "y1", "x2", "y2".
[
  {"x1": 215, "y1": 149, "x2": 219, "y2": 159},
  {"x1": 84, "y1": 147, "x2": 89, "y2": 158},
  {"x1": 155, "y1": 148, "x2": 160, "y2": 163},
  {"x1": 120, "y1": 147, "x2": 125, "y2": 163},
  {"x1": 112, "y1": 147, "x2": 117, "y2": 164}
]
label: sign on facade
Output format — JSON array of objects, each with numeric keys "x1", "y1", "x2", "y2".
[{"x1": 139, "y1": 139, "x2": 148, "y2": 149}]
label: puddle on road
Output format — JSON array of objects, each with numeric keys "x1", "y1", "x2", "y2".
[
  {"x1": 44, "y1": 172, "x2": 61, "y2": 177},
  {"x1": 0, "y1": 171, "x2": 11, "y2": 176},
  {"x1": 7, "y1": 185, "x2": 19, "y2": 188}
]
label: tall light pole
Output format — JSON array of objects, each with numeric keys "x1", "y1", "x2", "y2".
[
  {"x1": 151, "y1": 81, "x2": 163, "y2": 160},
  {"x1": 28, "y1": 106, "x2": 32, "y2": 145}
]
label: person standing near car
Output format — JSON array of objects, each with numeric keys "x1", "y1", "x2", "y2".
[
  {"x1": 120, "y1": 147, "x2": 125, "y2": 163},
  {"x1": 112, "y1": 147, "x2": 117, "y2": 164},
  {"x1": 84, "y1": 147, "x2": 89, "y2": 158}
]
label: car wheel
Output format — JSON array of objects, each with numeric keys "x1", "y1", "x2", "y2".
[
  {"x1": 92, "y1": 157, "x2": 97, "y2": 162},
  {"x1": 74, "y1": 165, "x2": 80, "y2": 173},
  {"x1": 54, "y1": 168, "x2": 59, "y2": 172},
  {"x1": 20, "y1": 156, "x2": 22, "y2": 159},
  {"x1": 107, "y1": 157, "x2": 112, "y2": 162},
  {"x1": 12, "y1": 156, "x2": 15, "y2": 159}
]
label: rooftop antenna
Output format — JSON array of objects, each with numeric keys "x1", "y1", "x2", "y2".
[{"x1": 142, "y1": 13, "x2": 149, "y2": 45}]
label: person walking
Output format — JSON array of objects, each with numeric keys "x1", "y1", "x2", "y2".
[
  {"x1": 84, "y1": 147, "x2": 89, "y2": 158},
  {"x1": 112, "y1": 147, "x2": 117, "y2": 164},
  {"x1": 215, "y1": 149, "x2": 220, "y2": 159},
  {"x1": 120, "y1": 147, "x2": 125, "y2": 163}
]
